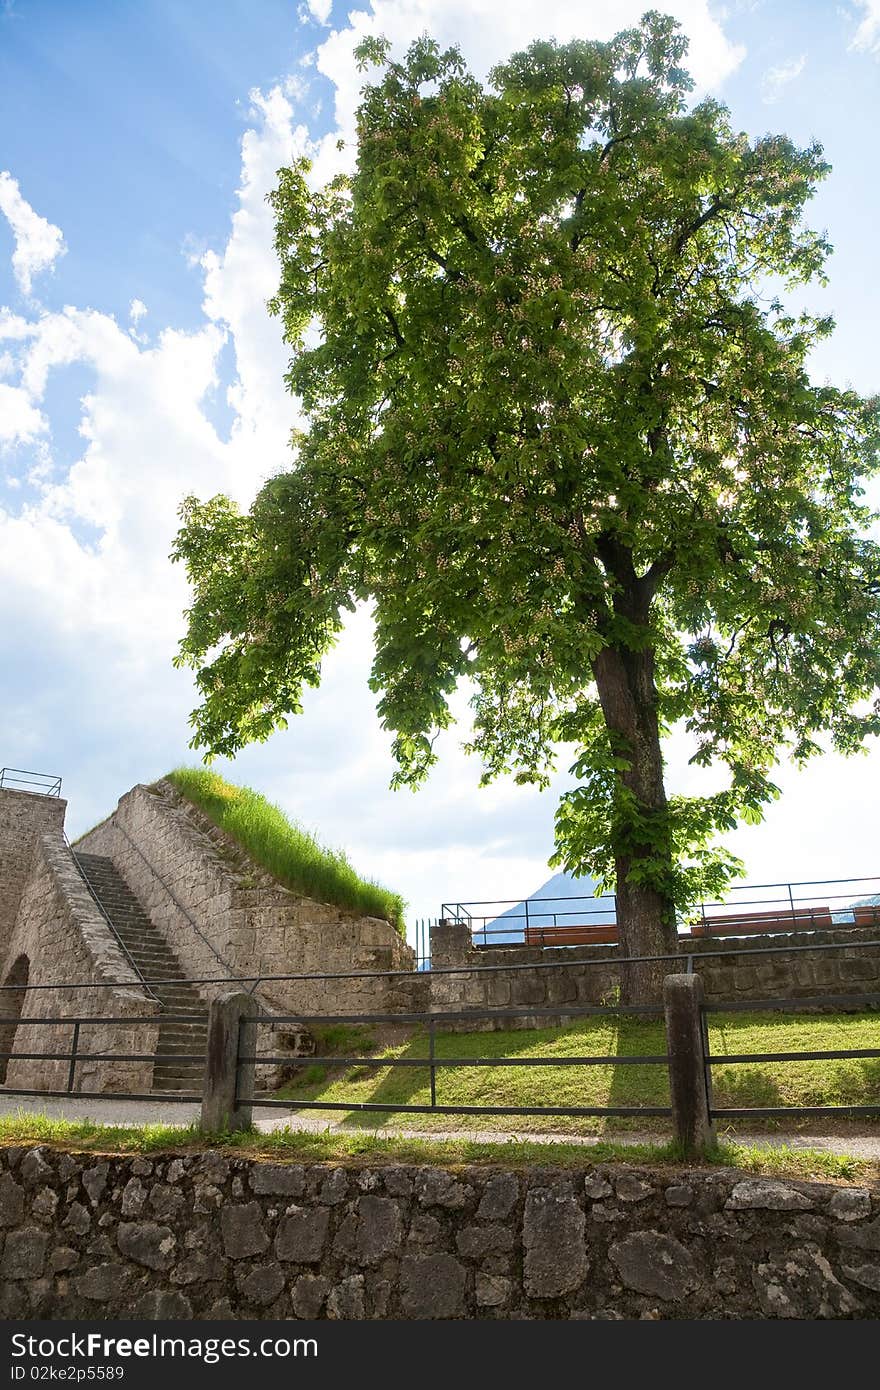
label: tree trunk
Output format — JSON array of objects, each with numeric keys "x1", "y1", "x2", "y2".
[{"x1": 592, "y1": 640, "x2": 679, "y2": 1004}]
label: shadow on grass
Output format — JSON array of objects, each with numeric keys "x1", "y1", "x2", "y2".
[
  {"x1": 281, "y1": 1015, "x2": 674, "y2": 1134},
  {"x1": 275, "y1": 1008, "x2": 880, "y2": 1137}
]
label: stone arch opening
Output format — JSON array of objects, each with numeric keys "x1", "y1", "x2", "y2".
[{"x1": 0, "y1": 954, "x2": 30, "y2": 1085}]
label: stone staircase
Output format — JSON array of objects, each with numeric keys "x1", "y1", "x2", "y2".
[{"x1": 73, "y1": 852, "x2": 207, "y2": 1094}]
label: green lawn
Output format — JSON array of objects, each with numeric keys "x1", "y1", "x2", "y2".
[
  {"x1": 164, "y1": 767, "x2": 405, "y2": 932},
  {"x1": 275, "y1": 1011, "x2": 880, "y2": 1135},
  {"x1": 0, "y1": 1115, "x2": 870, "y2": 1183}
]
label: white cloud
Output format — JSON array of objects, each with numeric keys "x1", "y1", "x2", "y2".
[
  {"x1": 850, "y1": 0, "x2": 880, "y2": 54},
  {"x1": 0, "y1": 172, "x2": 65, "y2": 296},
  {"x1": 761, "y1": 52, "x2": 806, "y2": 103},
  {"x1": 304, "y1": 0, "x2": 332, "y2": 25},
  {"x1": 129, "y1": 299, "x2": 148, "y2": 324},
  {"x1": 0, "y1": 381, "x2": 45, "y2": 446},
  {"x1": 199, "y1": 86, "x2": 311, "y2": 501}
]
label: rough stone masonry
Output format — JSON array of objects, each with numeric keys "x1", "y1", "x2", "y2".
[{"x1": 1, "y1": 1146, "x2": 878, "y2": 1320}]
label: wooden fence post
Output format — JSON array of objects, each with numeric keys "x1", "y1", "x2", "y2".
[
  {"x1": 201, "y1": 989, "x2": 260, "y2": 1133},
  {"x1": 663, "y1": 972, "x2": 716, "y2": 1157}
]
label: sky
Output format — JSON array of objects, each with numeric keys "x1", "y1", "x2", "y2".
[{"x1": 1, "y1": 0, "x2": 879, "y2": 939}]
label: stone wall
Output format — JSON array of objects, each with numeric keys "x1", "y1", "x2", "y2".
[
  {"x1": 76, "y1": 781, "x2": 420, "y2": 1019},
  {"x1": 1, "y1": 1144, "x2": 878, "y2": 1319},
  {"x1": 428, "y1": 921, "x2": 880, "y2": 1027},
  {"x1": 0, "y1": 834, "x2": 158, "y2": 1094},
  {"x1": 687, "y1": 927, "x2": 880, "y2": 1000},
  {"x1": 429, "y1": 921, "x2": 618, "y2": 1029},
  {"x1": 0, "y1": 788, "x2": 66, "y2": 962}
]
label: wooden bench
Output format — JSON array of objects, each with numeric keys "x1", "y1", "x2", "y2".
[
  {"x1": 689, "y1": 908, "x2": 833, "y2": 937},
  {"x1": 524, "y1": 924, "x2": 619, "y2": 946},
  {"x1": 517, "y1": 903, "x2": 873, "y2": 947}
]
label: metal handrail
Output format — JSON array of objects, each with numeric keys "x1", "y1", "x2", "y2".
[
  {"x1": 111, "y1": 821, "x2": 240, "y2": 983},
  {"x1": 2, "y1": 932, "x2": 879, "y2": 993},
  {"x1": 1, "y1": 767, "x2": 62, "y2": 797},
  {"x1": 64, "y1": 834, "x2": 161, "y2": 1005},
  {"x1": 442, "y1": 878, "x2": 880, "y2": 945}
]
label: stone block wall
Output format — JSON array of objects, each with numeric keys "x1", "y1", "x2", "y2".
[
  {"x1": 0, "y1": 834, "x2": 158, "y2": 1093},
  {"x1": 0, "y1": 788, "x2": 66, "y2": 962},
  {"x1": 687, "y1": 927, "x2": 880, "y2": 1001},
  {"x1": 428, "y1": 922, "x2": 880, "y2": 1026},
  {"x1": 429, "y1": 942, "x2": 619, "y2": 1030},
  {"x1": 76, "y1": 781, "x2": 420, "y2": 1019},
  {"x1": 1, "y1": 1145, "x2": 878, "y2": 1320}
]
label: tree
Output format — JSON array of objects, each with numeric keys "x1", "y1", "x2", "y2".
[{"x1": 173, "y1": 12, "x2": 880, "y2": 1001}]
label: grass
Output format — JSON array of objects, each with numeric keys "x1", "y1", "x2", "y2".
[
  {"x1": 0, "y1": 1114, "x2": 871, "y2": 1183},
  {"x1": 273, "y1": 1010, "x2": 880, "y2": 1136},
  {"x1": 165, "y1": 767, "x2": 406, "y2": 934}
]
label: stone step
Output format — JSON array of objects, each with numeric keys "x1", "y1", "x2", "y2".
[
  {"x1": 74, "y1": 852, "x2": 210, "y2": 1095},
  {"x1": 116, "y1": 948, "x2": 184, "y2": 962}
]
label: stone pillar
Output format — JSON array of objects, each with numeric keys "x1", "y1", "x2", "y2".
[
  {"x1": 430, "y1": 918, "x2": 474, "y2": 968},
  {"x1": 201, "y1": 990, "x2": 261, "y2": 1133},
  {"x1": 663, "y1": 972, "x2": 716, "y2": 1157},
  {"x1": 0, "y1": 787, "x2": 67, "y2": 962}
]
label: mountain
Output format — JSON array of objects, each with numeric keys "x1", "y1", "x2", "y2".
[{"x1": 469, "y1": 868, "x2": 616, "y2": 946}]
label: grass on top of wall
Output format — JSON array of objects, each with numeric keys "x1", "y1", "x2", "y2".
[
  {"x1": 0, "y1": 1114, "x2": 871, "y2": 1183},
  {"x1": 165, "y1": 767, "x2": 406, "y2": 935}
]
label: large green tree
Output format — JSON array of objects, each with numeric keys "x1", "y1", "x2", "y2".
[{"x1": 173, "y1": 13, "x2": 880, "y2": 1000}]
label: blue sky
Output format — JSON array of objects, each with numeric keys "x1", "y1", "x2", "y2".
[{"x1": 1, "y1": 0, "x2": 879, "y2": 935}]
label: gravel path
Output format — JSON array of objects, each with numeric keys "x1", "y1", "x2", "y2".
[{"x1": 2, "y1": 1091, "x2": 879, "y2": 1159}]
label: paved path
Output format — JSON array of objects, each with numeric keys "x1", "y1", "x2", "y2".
[{"x1": 2, "y1": 1092, "x2": 879, "y2": 1160}]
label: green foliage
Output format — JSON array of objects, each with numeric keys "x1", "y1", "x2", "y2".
[
  {"x1": 172, "y1": 12, "x2": 880, "y2": 926},
  {"x1": 165, "y1": 767, "x2": 406, "y2": 933}
]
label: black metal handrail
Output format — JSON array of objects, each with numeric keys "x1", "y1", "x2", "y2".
[
  {"x1": 2, "y1": 980, "x2": 877, "y2": 1132},
  {"x1": 235, "y1": 1001, "x2": 673, "y2": 1119},
  {"x1": 2, "y1": 933, "x2": 879, "y2": 993},
  {"x1": 0, "y1": 1014, "x2": 202, "y2": 1102},
  {"x1": 111, "y1": 821, "x2": 241, "y2": 984},
  {"x1": 701, "y1": 991, "x2": 880, "y2": 1121},
  {"x1": 0, "y1": 767, "x2": 62, "y2": 797},
  {"x1": 64, "y1": 833, "x2": 162, "y2": 1006},
  {"x1": 443, "y1": 875, "x2": 880, "y2": 946}
]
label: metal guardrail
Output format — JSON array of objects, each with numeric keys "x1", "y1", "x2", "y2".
[
  {"x1": 443, "y1": 875, "x2": 880, "y2": 947},
  {"x1": 1, "y1": 966, "x2": 878, "y2": 1144},
  {"x1": 0, "y1": 1013, "x2": 204, "y2": 1102},
  {"x1": 112, "y1": 821, "x2": 241, "y2": 985},
  {"x1": 702, "y1": 992, "x2": 880, "y2": 1122},
  {"x1": 2, "y1": 932, "x2": 880, "y2": 994},
  {"x1": 63, "y1": 833, "x2": 162, "y2": 1005},
  {"x1": 236, "y1": 1000, "x2": 672, "y2": 1120},
  {"x1": 0, "y1": 767, "x2": 62, "y2": 797}
]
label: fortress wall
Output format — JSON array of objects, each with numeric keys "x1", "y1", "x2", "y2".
[
  {"x1": 0, "y1": 787, "x2": 66, "y2": 962},
  {"x1": 1, "y1": 832, "x2": 158, "y2": 1094},
  {"x1": 76, "y1": 781, "x2": 422, "y2": 1019}
]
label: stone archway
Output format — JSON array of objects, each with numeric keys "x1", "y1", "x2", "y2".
[{"x1": 0, "y1": 954, "x2": 30, "y2": 1085}]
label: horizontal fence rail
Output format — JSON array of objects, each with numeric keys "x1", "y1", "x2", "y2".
[
  {"x1": 0, "y1": 766, "x2": 62, "y2": 797},
  {"x1": 0, "y1": 1014, "x2": 204, "y2": 1103},
  {"x1": 443, "y1": 875, "x2": 880, "y2": 949},
  {"x1": 234, "y1": 1002, "x2": 672, "y2": 1120},
  {"x1": 3, "y1": 935, "x2": 880, "y2": 995},
  {"x1": 1, "y1": 961, "x2": 877, "y2": 1154},
  {"x1": 702, "y1": 990, "x2": 880, "y2": 1124}
]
